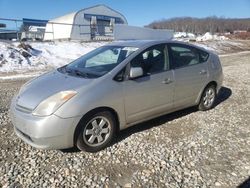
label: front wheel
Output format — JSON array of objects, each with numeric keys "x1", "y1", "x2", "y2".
[
  {"x1": 76, "y1": 111, "x2": 116, "y2": 152},
  {"x1": 198, "y1": 85, "x2": 217, "y2": 111}
]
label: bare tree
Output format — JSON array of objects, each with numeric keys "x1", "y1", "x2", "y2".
[{"x1": 146, "y1": 17, "x2": 250, "y2": 34}]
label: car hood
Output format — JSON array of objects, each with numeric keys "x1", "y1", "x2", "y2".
[{"x1": 16, "y1": 70, "x2": 94, "y2": 110}]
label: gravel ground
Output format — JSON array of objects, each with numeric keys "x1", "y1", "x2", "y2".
[{"x1": 0, "y1": 51, "x2": 250, "y2": 187}]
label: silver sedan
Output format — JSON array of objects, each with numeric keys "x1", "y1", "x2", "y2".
[{"x1": 10, "y1": 40, "x2": 223, "y2": 152}]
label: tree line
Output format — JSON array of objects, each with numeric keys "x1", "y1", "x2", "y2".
[{"x1": 146, "y1": 17, "x2": 250, "y2": 34}]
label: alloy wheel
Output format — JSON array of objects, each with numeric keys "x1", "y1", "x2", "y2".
[
  {"x1": 203, "y1": 87, "x2": 215, "y2": 108},
  {"x1": 83, "y1": 116, "x2": 111, "y2": 147}
]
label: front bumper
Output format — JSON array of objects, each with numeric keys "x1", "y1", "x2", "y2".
[{"x1": 10, "y1": 97, "x2": 82, "y2": 150}]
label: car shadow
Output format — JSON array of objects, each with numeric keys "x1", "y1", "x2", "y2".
[
  {"x1": 61, "y1": 86, "x2": 232, "y2": 153},
  {"x1": 238, "y1": 177, "x2": 250, "y2": 188},
  {"x1": 214, "y1": 86, "x2": 232, "y2": 107},
  {"x1": 115, "y1": 106, "x2": 198, "y2": 144}
]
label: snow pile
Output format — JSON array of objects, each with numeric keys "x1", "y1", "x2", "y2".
[
  {"x1": 174, "y1": 32, "x2": 188, "y2": 38},
  {"x1": 196, "y1": 32, "x2": 228, "y2": 41},
  {"x1": 187, "y1": 33, "x2": 196, "y2": 38},
  {"x1": 0, "y1": 41, "x2": 108, "y2": 73},
  {"x1": 174, "y1": 32, "x2": 228, "y2": 41},
  {"x1": 196, "y1": 32, "x2": 213, "y2": 41},
  {"x1": 174, "y1": 32, "x2": 196, "y2": 39}
]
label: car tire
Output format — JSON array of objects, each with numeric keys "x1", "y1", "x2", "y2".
[
  {"x1": 76, "y1": 111, "x2": 116, "y2": 152},
  {"x1": 198, "y1": 84, "x2": 217, "y2": 111}
]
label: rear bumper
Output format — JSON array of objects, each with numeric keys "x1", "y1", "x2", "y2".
[
  {"x1": 10, "y1": 97, "x2": 81, "y2": 150},
  {"x1": 216, "y1": 71, "x2": 223, "y2": 94}
]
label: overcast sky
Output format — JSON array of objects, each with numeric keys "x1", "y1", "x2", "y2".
[{"x1": 0, "y1": 0, "x2": 250, "y2": 26}]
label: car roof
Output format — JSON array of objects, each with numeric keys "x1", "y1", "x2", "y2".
[
  {"x1": 107, "y1": 40, "x2": 170, "y2": 48},
  {"x1": 107, "y1": 40, "x2": 209, "y2": 52}
]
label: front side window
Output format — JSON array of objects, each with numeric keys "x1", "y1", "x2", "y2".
[
  {"x1": 130, "y1": 44, "x2": 168, "y2": 75},
  {"x1": 169, "y1": 44, "x2": 200, "y2": 69},
  {"x1": 58, "y1": 46, "x2": 138, "y2": 78}
]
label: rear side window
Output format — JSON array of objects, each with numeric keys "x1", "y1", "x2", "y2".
[{"x1": 169, "y1": 44, "x2": 209, "y2": 69}]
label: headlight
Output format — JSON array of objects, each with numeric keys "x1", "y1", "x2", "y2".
[{"x1": 32, "y1": 90, "x2": 77, "y2": 117}]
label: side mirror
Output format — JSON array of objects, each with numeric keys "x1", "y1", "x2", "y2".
[{"x1": 129, "y1": 67, "x2": 143, "y2": 79}]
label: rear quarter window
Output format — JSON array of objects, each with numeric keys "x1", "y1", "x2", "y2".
[
  {"x1": 211, "y1": 54, "x2": 222, "y2": 70},
  {"x1": 199, "y1": 49, "x2": 209, "y2": 63}
]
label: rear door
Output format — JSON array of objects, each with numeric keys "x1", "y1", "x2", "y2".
[
  {"x1": 168, "y1": 43, "x2": 209, "y2": 108},
  {"x1": 123, "y1": 44, "x2": 174, "y2": 124}
]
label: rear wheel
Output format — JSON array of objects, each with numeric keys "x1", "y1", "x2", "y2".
[
  {"x1": 198, "y1": 85, "x2": 216, "y2": 111},
  {"x1": 76, "y1": 111, "x2": 116, "y2": 152}
]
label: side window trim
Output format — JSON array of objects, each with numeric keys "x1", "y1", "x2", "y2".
[
  {"x1": 113, "y1": 64, "x2": 131, "y2": 82},
  {"x1": 164, "y1": 44, "x2": 169, "y2": 71},
  {"x1": 129, "y1": 43, "x2": 170, "y2": 76}
]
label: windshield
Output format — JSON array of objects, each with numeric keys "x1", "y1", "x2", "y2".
[{"x1": 58, "y1": 45, "x2": 138, "y2": 78}]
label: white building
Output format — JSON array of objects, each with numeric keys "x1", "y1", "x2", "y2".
[{"x1": 44, "y1": 4, "x2": 127, "y2": 41}]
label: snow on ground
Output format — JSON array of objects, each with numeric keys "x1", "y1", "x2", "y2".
[
  {"x1": 174, "y1": 36, "x2": 250, "y2": 54},
  {"x1": 0, "y1": 71, "x2": 45, "y2": 80},
  {"x1": 0, "y1": 41, "x2": 108, "y2": 74},
  {"x1": 194, "y1": 40, "x2": 247, "y2": 54}
]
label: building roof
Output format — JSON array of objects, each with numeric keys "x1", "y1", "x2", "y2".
[
  {"x1": 48, "y1": 4, "x2": 127, "y2": 24},
  {"x1": 49, "y1": 12, "x2": 76, "y2": 24}
]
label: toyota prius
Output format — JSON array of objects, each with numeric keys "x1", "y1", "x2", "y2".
[{"x1": 10, "y1": 40, "x2": 223, "y2": 152}]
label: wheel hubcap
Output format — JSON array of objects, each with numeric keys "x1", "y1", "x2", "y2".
[
  {"x1": 83, "y1": 116, "x2": 111, "y2": 147},
  {"x1": 203, "y1": 88, "x2": 215, "y2": 108}
]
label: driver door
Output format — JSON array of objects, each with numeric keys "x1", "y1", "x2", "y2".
[{"x1": 123, "y1": 44, "x2": 174, "y2": 124}]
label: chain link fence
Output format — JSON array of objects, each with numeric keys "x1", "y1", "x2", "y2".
[{"x1": 0, "y1": 18, "x2": 115, "y2": 42}]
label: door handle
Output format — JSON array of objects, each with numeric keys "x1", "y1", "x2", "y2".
[
  {"x1": 162, "y1": 78, "x2": 173, "y2": 84},
  {"x1": 199, "y1": 70, "x2": 207, "y2": 75}
]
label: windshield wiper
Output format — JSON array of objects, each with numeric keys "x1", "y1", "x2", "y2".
[
  {"x1": 73, "y1": 70, "x2": 89, "y2": 78},
  {"x1": 61, "y1": 67, "x2": 98, "y2": 78},
  {"x1": 59, "y1": 66, "x2": 74, "y2": 74}
]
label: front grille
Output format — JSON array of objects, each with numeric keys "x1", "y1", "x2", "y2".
[{"x1": 15, "y1": 104, "x2": 33, "y2": 114}]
